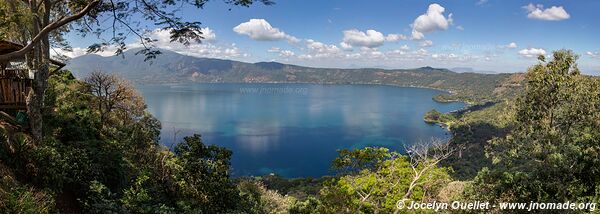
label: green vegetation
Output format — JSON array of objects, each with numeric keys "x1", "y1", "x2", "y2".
[
  {"x1": 430, "y1": 50, "x2": 600, "y2": 209},
  {"x1": 317, "y1": 144, "x2": 452, "y2": 213},
  {"x1": 1, "y1": 70, "x2": 265, "y2": 213},
  {"x1": 441, "y1": 102, "x2": 512, "y2": 179},
  {"x1": 432, "y1": 94, "x2": 461, "y2": 103},
  {"x1": 423, "y1": 109, "x2": 456, "y2": 127},
  {"x1": 245, "y1": 175, "x2": 330, "y2": 200},
  {"x1": 471, "y1": 51, "x2": 600, "y2": 204}
]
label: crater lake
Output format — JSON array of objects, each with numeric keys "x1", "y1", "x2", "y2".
[{"x1": 137, "y1": 83, "x2": 465, "y2": 178}]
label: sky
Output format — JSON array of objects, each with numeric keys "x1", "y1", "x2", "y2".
[{"x1": 63, "y1": 0, "x2": 600, "y2": 74}]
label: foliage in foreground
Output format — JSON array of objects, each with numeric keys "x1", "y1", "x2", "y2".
[
  {"x1": 309, "y1": 140, "x2": 454, "y2": 214},
  {"x1": 1, "y1": 70, "x2": 256, "y2": 213},
  {"x1": 471, "y1": 50, "x2": 600, "y2": 205}
]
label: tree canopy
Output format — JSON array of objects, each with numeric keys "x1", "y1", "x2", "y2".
[{"x1": 473, "y1": 50, "x2": 600, "y2": 203}]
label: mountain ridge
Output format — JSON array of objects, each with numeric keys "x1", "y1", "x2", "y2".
[
  {"x1": 66, "y1": 49, "x2": 523, "y2": 103},
  {"x1": 67, "y1": 49, "x2": 461, "y2": 76}
]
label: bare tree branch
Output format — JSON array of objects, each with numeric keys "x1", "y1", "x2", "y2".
[{"x1": 0, "y1": 0, "x2": 101, "y2": 61}]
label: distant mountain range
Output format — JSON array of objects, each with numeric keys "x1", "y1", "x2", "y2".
[
  {"x1": 450, "y1": 67, "x2": 497, "y2": 74},
  {"x1": 66, "y1": 49, "x2": 524, "y2": 102}
]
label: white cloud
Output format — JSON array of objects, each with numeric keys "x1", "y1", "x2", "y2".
[
  {"x1": 415, "y1": 48, "x2": 429, "y2": 57},
  {"x1": 385, "y1": 34, "x2": 407, "y2": 42},
  {"x1": 506, "y1": 42, "x2": 518, "y2": 49},
  {"x1": 476, "y1": 0, "x2": 488, "y2": 5},
  {"x1": 341, "y1": 29, "x2": 386, "y2": 48},
  {"x1": 54, "y1": 47, "x2": 90, "y2": 58},
  {"x1": 298, "y1": 39, "x2": 392, "y2": 61},
  {"x1": 339, "y1": 42, "x2": 353, "y2": 50},
  {"x1": 384, "y1": 48, "x2": 428, "y2": 62},
  {"x1": 123, "y1": 28, "x2": 247, "y2": 59},
  {"x1": 302, "y1": 39, "x2": 342, "y2": 58},
  {"x1": 267, "y1": 47, "x2": 295, "y2": 58},
  {"x1": 55, "y1": 43, "x2": 138, "y2": 58},
  {"x1": 523, "y1": 4, "x2": 570, "y2": 21},
  {"x1": 387, "y1": 49, "x2": 406, "y2": 56},
  {"x1": 431, "y1": 53, "x2": 480, "y2": 62},
  {"x1": 267, "y1": 47, "x2": 281, "y2": 53},
  {"x1": 200, "y1": 27, "x2": 216, "y2": 41},
  {"x1": 411, "y1": 31, "x2": 425, "y2": 40},
  {"x1": 456, "y1": 25, "x2": 464, "y2": 31},
  {"x1": 56, "y1": 42, "x2": 148, "y2": 59},
  {"x1": 286, "y1": 36, "x2": 301, "y2": 43},
  {"x1": 357, "y1": 48, "x2": 385, "y2": 60},
  {"x1": 420, "y1": 40, "x2": 434, "y2": 47},
  {"x1": 306, "y1": 40, "x2": 340, "y2": 53},
  {"x1": 586, "y1": 51, "x2": 600, "y2": 59},
  {"x1": 233, "y1": 19, "x2": 299, "y2": 43},
  {"x1": 518, "y1": 48, "x2": 546, "y2": 58},
  {"x1": 279, "y1": 50, "x2": 296, "y2": 57},
  {"x1": 411, "y1": 4, "x2": 453, "y2": 39},
  {"x1": 289, "y1": 40, "x2": 493, "y2": 68},
  {"x1": 498, "y1": 42, "x2": 518, "y2": 49}
]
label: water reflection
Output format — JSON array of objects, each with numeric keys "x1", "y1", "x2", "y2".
[
  {"x1": 138, "y1": 83, "x2": 464, "y2": 177},
  {"x1": 234, "y1": 121, "x2": 281, "y2": 154}
]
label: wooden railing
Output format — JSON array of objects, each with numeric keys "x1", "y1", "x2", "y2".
[
  {"x1": 0, "y1": 75, "x2": 31, "y2": 110},
  {"x1": 0, "y1": 68, "x2": 28, "y2": 78}
]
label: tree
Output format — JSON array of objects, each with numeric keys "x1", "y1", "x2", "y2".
[
  {"x1": 475, "y1": 50, "x2": 600, "y2": 204},
  {"x1": 423, "y1": 109, "x2": 456, "y2": 125},
  {"x1": 0, "y1": 0, "x2": 273, "y2": 142},
  {"x1": 321, "y1": 138, "x2": 453, "y2": 214},
  {"x1": 84, "y1": 71, "x2": 144, "y2": 127},
  {"x1": 401, "y1": 138, "x2": 454, "y2": 202},
  {"x1": 237, "y1": 179, "x2": 296, "y2": 214},
  {"x1": 173, "y1": 134, "x2": 241, "y2": 213}
]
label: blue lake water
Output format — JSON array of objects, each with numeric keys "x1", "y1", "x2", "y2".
[{"x1": 137, "y1": 83, "x2": 465, "y2": 178}]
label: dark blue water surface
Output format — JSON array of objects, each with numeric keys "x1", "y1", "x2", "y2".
[{"x1": 137, "y1": 83, "x2": 465, "y2": 178}]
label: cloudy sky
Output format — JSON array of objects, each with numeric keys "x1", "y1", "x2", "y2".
[{"x1": 64, "y1": 0, "x2": 600, "y2": 74}]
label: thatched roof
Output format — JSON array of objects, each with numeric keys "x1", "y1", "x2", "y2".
[{"x1": 0, "y1": 40, "x2": 23, "y2": 55}]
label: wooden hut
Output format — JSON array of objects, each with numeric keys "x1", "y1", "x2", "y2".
[
  {"x1": 0, "y1": 41, "x2": 31, "y2": 110},
  {"x1": 0, "y1": 40, "x2": 65, "y2": 111}
]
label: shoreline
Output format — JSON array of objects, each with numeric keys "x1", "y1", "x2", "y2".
[{"x1": 135, "y1": 81, "x2": 459, "y2": 98}]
